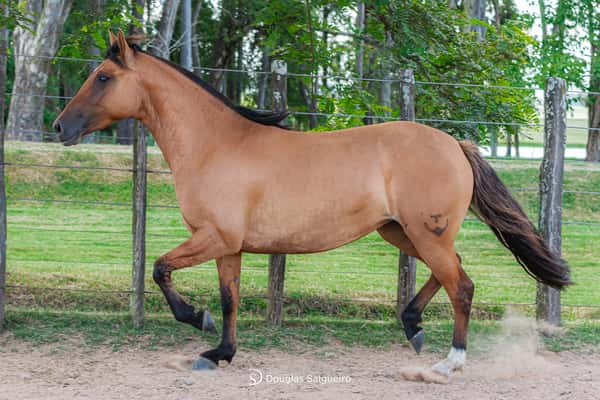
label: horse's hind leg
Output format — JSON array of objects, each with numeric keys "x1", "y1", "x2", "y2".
[
  {"x1": 422, "y1": 247, "x2": 474, "y2": 377},
  {"x1": 401, "y1": 275, "x2": 441, "y2": 353},
  {"x1": 378, "y1": 222, "x2": 442, "y2": 353},
  {"x1": 377, "y1": 222, "x2": 420, "y2": 258}
]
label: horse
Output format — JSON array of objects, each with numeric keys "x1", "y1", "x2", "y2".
[{"x1": 53, "y1": 30, "x2": 572, "y2": 376}]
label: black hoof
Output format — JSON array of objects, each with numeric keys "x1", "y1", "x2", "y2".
[
  {"x1": 191, "y1": 356, "x2": 217, "y2": 371},
  {"x1": 409, "y1": 329, "x2": 425, "y2": 354},
  {"x1": 202, "y1": 311, "x2": 217, "y2": 335}
]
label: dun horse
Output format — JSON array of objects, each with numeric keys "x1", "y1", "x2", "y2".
[{"x1": 54, "y1": 31, "x2": 572, "y2": 376}]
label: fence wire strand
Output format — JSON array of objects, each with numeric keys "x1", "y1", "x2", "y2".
[{"x1": 6, "y1": 53, "x2": 600, "y2": 96}]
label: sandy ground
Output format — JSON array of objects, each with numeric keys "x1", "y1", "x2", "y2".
[{"x1": 1, "y1": 333, "x2": 599, "y2": 400}]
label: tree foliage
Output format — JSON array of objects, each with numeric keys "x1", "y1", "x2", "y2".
[{"x1": 3, "y1": 0, "x2": 594, "y2": 146}]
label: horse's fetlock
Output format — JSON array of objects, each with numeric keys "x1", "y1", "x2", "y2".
[
  {"x1": 173, "y1": 303, "x2": 195, "y2": 323},
  {"x1": 401, "y1": 308, "x2": 422, "y2": 325}
]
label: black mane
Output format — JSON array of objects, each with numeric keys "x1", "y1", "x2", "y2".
[{"x1": 105, "y1": 42, "x2": 290, "y2": 128}]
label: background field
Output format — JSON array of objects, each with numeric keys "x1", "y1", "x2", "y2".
[{"x1": 2, "y1": 141, "x2": 600, "y2": 351}]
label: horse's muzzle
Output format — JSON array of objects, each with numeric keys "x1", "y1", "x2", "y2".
[{"x1": 53, "y1": 117, "x2": 84, "y2": 146}]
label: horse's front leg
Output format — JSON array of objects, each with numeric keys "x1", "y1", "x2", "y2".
[
  {"x1": 152, "y1": 225, "x2": 237, "y2": 338},
  {"x1": 194, "y1": 254, "x2": 241, "y2": 369}
]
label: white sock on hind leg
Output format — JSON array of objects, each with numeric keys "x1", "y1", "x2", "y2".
[{"x1": 432, "y1": 347, "x2": 466, "y2": 376}]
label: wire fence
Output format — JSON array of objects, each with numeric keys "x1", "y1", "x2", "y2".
[
  {"x1": 8, "y1": 51, "x2": 600, "y2": 96},
  {"x1": 2, "y1": 53, "x2": 600, "y2": 326},
  {"x1": 5, "y1": 51, "x2": 600, "y2": 147}
]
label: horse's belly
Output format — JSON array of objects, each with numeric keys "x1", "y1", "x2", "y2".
[{"x1": 241, "y1": 198, "x2": 388, "y2": 254}]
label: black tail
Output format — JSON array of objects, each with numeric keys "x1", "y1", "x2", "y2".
[{"x1": 459, "y1": 141, "x2": 572, "y2": 289}]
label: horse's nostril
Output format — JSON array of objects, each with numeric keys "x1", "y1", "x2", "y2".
[{"x1": 53, "y1": 121, "x2": 62, "y2": 133}]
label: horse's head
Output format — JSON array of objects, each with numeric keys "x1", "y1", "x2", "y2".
[{"x1": 53, "y1": 30, "x2": 144, "y2": 145}]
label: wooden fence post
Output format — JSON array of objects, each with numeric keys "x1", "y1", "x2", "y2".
[
  {"x1": 489, "y1": 126, "x2": 498, "y2": 157},
  {"x1": 0, "y1": 117, "x2": 5, "y2": 333},
  {"x1": 0, "y1": 10, "x2": 8, "y2": 332},
  {"x1": 396, "y1": 69, "x2": 417, "y2": 322},
  {"x1": 536, "y1": 77, "x2": 566, "y2": 326},
  {"x1": 267, "y1": 60, "x2": 288, "y2": 326},
  {"x1": 131, "y1": 121, "x2": 147, "y2": 327}
]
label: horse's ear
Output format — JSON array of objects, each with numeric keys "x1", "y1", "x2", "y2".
[
  {"x1": 116, "y1": 29, "x2": 135, "y2": 68},
  {"x1": 109, "y1": 30, "x2": 118, "y2": 46}
]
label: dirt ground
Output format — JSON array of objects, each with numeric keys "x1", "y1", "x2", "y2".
[{"x1": 1, "y1": 334, "x2": 599, "y2": 400}]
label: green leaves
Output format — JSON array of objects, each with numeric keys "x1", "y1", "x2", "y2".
[
  {"x1": 58, "y1": 1, "x2": 134, "y2": 60},
  {"x1": 0, "y1": 0, "x2": 35, "y2": 31},
  {"x1": 18, "y1": 0, "x2": 564, "y2": 142}
]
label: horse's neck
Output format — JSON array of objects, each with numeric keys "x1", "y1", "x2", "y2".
[{"x1": 136, "y1": 55, "x2": 250, "y2": 172}]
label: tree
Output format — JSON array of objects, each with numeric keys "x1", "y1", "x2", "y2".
[
  {"x1": 1, "y1": 0, "x2": 546, "y2": 144},
  {"x1": 310, "y1": 0, "x2": 537, "y2": 141},
  {"x1": 6, "y1": 0, "x2": 73, "y2": 141},
  {"x1": 536, "y1": 0, "x2": 599, "y2": 161},
  {"x1": 584, "y1": 0, "x2": 600, "y2": 161},
  {"x1": 208, "y1": 0, "x2": 258, "y2": 91},
  {"x1": 149, "y1": 0, "x2": 180, "y2": 58},
  {"x1": 0, "y1": 0, "x2": 9, "y2": 333},
  {"x1": 116, "y1": 0, "x2": 145, "y2": 145},
  {"x1": 464, "y1": 0, "x2": 487, "y2": 40}
]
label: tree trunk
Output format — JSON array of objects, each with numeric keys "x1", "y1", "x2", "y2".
[
  {"x1": 587, "y1": 100, "x2": 600, "y2": 161},
  {"x1": 514, "y1": 127, "x2": 520, "y2": 158},
  {"x1": 356, "y1": 3, "x2": 365, "y2": 79},
  {"x1": 181, "y1": 0, "x2": 192, "y2": 71},
  {"x1": 150, "y1": 0, "x2": 180, "y2": 59},
  {"x1": 191, "y1": 0, "x2": 202, "y2": 71},
  {"x1": 539, "y1": 0, "x2": 548, "y2": 39},
  {"x1": 0, "y1": 5, "x2": 8, "y2": 134},
  {"x1": 80, "y1": 0, "x2": 107, "y2": 144},
  {"x1": 506, "y1": 127, "x2": 513, "y2": 157},
  {"x1": 464, "y1": 0, "x2": 486, "y2": 41},
  {"x1": 6, "y1": 0, "x2": 73, "y2": 142},
  {"x1": 0, "y1": 0, "x2": 9, "y2": 333},
  {"x1": 491, "y1": 0, "x2": 501, "y2": 27},
  {"x1": 257, "y1": 48, "x2": 270, "y2": 109},
  {"x1": 585, "y1": 16, "x2": 600, "y2": 161},
  {"x1": 299, "y1": 81, "x2": 317, "y2": 129},
  {"x1": 226, "y1": 40, "x2": 242, "y2": 102},
  {"x1": 304, "y1": 0, "x2": 318, "y2": 129},
  {"x1": 88, "y1": 0, "x2": 106, "y2": 71},
  {"x1": 209, "y1": 0, "x2": 245, "y2": 90},
  {"x1": 586, "y1": 46, "x2": 600, "y2": 161},
  {"x1": 321, "y1": 5, "x2": 330, "y2": 89},
  {"x1": 129, "y1": 0, "x2": 145, "y2": 36},
  {"x1": 379, "y1": 31, "x2": 393, "y2": 121},
  {"x1": 117, "y1": 0, "x2": 145, "y2": 145}
]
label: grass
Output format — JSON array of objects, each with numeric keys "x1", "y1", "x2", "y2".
[
  {"x1": 499, "y1": 118, "x2": 590, "y2": 148},
  {"x1": 1, "y1": 141, "x2": 600, "y2": 352},
  {"x1": 5, "y1": 308, "x2": 600, "y2": 354}
]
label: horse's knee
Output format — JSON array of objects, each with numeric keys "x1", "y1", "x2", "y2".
[{"x1": 153, "y1": 260, "x2": 193, "y2": 322}]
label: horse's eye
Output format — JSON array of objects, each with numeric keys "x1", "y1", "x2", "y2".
[{"x1": 97, "y1": 74, "x2": 110, "y2": 83}]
